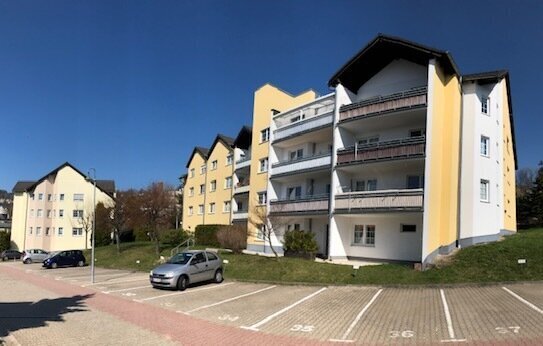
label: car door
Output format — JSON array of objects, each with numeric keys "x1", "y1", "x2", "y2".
[
  {"x1": 188, "y1": 252, "x2": 207, "y2": 283},
  {"x1": 205, "y1": 252, "x2": 220, "y2": 280},
  {"x1": 58, "y1": 251, "x2": 69, "y2": 266},
  {"x1": 37, "y1": 250, "x2": 48, "y2": 261}
]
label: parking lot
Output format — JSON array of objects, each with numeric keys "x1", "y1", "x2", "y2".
[{"x1": 1, "y1": 261, "x2": 542, "y2": 345}]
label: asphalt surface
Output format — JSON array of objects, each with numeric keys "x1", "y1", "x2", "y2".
[{"x1": 0, "y1": 261, "x2": 542, "y2": 345}]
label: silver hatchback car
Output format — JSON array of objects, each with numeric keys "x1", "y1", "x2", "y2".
[
  {"x1": 22, "y1": 249, "x2": 49, "y2": 264},
  {"x1": 149, "y1": 250, "x2": 223, "y2": 290}
]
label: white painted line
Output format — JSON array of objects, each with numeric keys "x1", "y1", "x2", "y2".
[
  {"x1": 243, "y1": 287, "x2": 327, "y2": 331},
  {"x1": 103, "y1": 285, "x2": 150, "y2": 294},
  {"x1": 184, "y1": 285, "x2": 276, "y2": 314},
  {"x1": 64, "y1": 272, "x2": 133, "y2": 280},
  {"x1": 329, "y1": 339, "x2": 354, "y2": 343},
  {"x1": 335, "y1": 289, "x2": 383, "y2": 341},
  {"x1": 439, "y1": 289, "x2": 466, "y2": 343},
  {"x1": 81, "y1": 276, "x2": 149, "y2": 287},
  {"x1": 503, "y1": 287, "x2": 543, "y2": 314},
  {"x1": 135, "y1": 282, "x2": 234, "y2": 302}
]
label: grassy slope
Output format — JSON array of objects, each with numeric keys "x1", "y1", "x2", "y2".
[{"x1": 85, "y1": 228, "x2": 543, "y2": 285}]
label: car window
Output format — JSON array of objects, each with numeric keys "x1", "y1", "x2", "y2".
[
  {"x1": 206, "y1": 252, "x2": 218, "y2": 261},
  {"x1": 192, "y1": 253, "x2": 206, "y2": 264},
  {"x1": 168, "y1": 253, "x2": 193, "y2": 265}
]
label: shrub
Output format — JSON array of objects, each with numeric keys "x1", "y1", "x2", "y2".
[
  {"x1": 134, "y1": 226, "x2": 152, "y2": 242},
  {"x1": 160, "y1": 229, "x2": 189, "y2": 247},
  {"x1": 283, "y1": 230, "x2": 318, "y2": 260},
  {"x1": 0, "y1": 232, "x2": 10, "y2": 252},
  {"x1": 195, "y1": 224, "x2": 222, "y2": 247},
  {"x1": 216, "y1": 225, "x2": 247, "y2": 253}
]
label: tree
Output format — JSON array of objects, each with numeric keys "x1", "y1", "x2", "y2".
[
  {"x1": 250, "y1": 203, "x2": 290, "y2": 259},
  {"x1": 94, "y1": 202, "x2": 113, "y2": 247},
  {"x1": 108, "y1": 192, "x2": 130, "y2": 254},
  {"x1": 517, "y1": 161, "x2": 543, "y2": 228},
  {"x1": 141, "y1": 182, "x2": 177, "y2": 256},
  {"x1": 532, "y1": 162, "x2": 543, "y2": 225},
  {"x1": 78, "y1": 207, "x2": 94, "y2": 250},
  {"x1": 516, "y1": 168, "x2": 536, "y2": 198}
]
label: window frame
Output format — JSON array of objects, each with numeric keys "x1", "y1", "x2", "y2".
[
  {"x1": 259, "y1": 157, "x2": 269, "y2": 173},
  {"x1": 480, "y1": 135, "x2": 490, "y2": 157},
  {"x1": 480, "y1": 179, "x2": 490, "y2": 202},
  {"x1": 258, "y1": 192, "x2": 267, "y2": 205},
  {"x1": 260, "y1": 128, "x2": 270, "y2": 143}
]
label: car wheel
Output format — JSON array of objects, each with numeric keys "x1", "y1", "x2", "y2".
[
  {"x1": 24, "y1": 258, "x2": 32, "y2": 264},
  {"x1": 77, "y1": 260, "x2": 84, "y2": 267},
  {"x1": 214, "y1": 269, "x2": 223, "y2": 283},
  {"x1": 2, "y1": 256, "x2": 7, "y2": 261},
  {"x1": 177, "y1": 275, "x2": 188, "y2": 291},
  {"x1": 51, "y1": 262, "x2": 58, "y2": 269}
]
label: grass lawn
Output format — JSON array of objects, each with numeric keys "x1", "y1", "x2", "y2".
[{"x1": 85, "y1": 228, "x2": 543, "y2": 285}]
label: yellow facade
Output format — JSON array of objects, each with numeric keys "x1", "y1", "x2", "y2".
[
  {"x1": 205, "y1": 140, "x2": 234, "y2": 225},
  {"x1": 182, "y1": 151, "x2": 208, "y2": 232},
  {"x1": 246, "y1": 84, "x2": 317, "y2": 245},
  {"x1": 11, "y1": 165, "x2": 114, "y2": 252},
  {"x1": 501, "y1": 80, "x2": 517, "y2": 232},
  {"x1": 424, "y1": 61, "x2": 462, "y2": 259}
]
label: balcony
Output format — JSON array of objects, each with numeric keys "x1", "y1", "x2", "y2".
[
  {"x1": 274, "y1": 112, "x2": 333, "y2": 143},
  {"x1": 339, "y1": 87, "x2": 427, "y2": 122},
  {"x1": 235, "y1": 156, "x2": 251, "y2": 170},
  {"x1": 232, "y1": 211, "x2": 248, "y2": 220},
  {"x1": 337, "y1": 137, "x2": 425, "y2": 166},
  {"x1": 269, "y1": 194, "x2": 329, "y2": 215},
  {"x1": 335, "y1": 189, "x2": 424, "y2": 213},
  {"x1": 271, "y1": 153, "x2": 331, "y2": 177},
  {"x1": 234, "y1": 182, "x2": 250, "y2": 194}
]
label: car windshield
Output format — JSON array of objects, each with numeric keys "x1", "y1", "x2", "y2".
[{"x1": 167, "y1": 253, "x2": 193, "y2": 265}]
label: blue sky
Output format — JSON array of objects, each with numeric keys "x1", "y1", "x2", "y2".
[{"x1": 1, "y1": 1, "x2": 541, "y2": 190}]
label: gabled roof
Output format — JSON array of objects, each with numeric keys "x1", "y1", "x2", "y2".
[
  {"x1": 185, "y1": 146, "x2": 209, "y2": 168},
  {"x1": 462, "y1": 69, "x2": 518, "y2": 169},
  {"x1": 208, "y1": 134, "x2": 235, "y2": 155},
  {"x1": 328, "y1": 34, "x2": 460, "y2": 92},
  {"x1": 233, "y1": 125, "x2": 252, "y2": 150},
  {"x1": 12, "y1": 162, "x2": 115, "y2": 198}
]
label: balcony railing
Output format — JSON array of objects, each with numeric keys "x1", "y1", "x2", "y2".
[
  {"x1": 235, "y1": 156, "x2": 251, "y2": 170},
  {"x1": 233, "y1": 211, "x2": 248, "y2": 220},
  {"x1": 337, "y1": 136, "x2": 425, "y2": 165},
  {"x1": 271, "y1": 153, "x2": 332, "y2": 177},
  {"x1": 335, "y1": 189, "x2": 424, "y2": 213},
  {"x1": 234, "y1": 184, "x2": 250, "y2": 194},
  {"x1": 339, "y1": 86, "x2": 427, "y2": 122},
  {"x1": 274, "y1": 112, "x2": 333, "y2": 142},
  {"x1": 269, "y1": 194, "x2": 329, "y2": 215}
]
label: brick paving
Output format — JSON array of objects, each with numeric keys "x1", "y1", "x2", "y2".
[{"x1": 1, "y1": 262, "x2": 542, "y2": 345}]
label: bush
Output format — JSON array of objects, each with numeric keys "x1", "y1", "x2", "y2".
[
  {"x1": 134, "y1": 226, "x2": 152, "y2": 242},
  {"x1": 0, "y1": 232, "x2": 10, "y2": 251},
  {"x1": 160, "y1": 229, "x2": 189, "y2": 247},
  {"x1": 283, "y1": 230, "x2": 318, "y2": 260},
  {"x1": 216, "y1": 225, "x2": 247, "y2": 253},
  {"x1": 195, "y1": 224, "x2": 222, "y2": 247}
]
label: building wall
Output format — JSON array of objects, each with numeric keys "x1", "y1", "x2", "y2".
[
  {"x1": 13, "y1": 166, "x2": 114, "y2": 252},
  {"x1": 182, "y1": 153, "x2": 207, "y2": 232},
  {"x1": 10, "y1": 192, "x2": 29, "y2": 250},
  {"x1": 205, "y1": 141, "x2": 234, "y2": 225},
  {"x1": 501, "y1": 79, "x2": 517, "y2": 232},
  {"x1": 422, "y1": 60, "x2": 462, "y2": 263},
  {"x1": 247, "y1": 84, "x2": 317, "y2": 248}
]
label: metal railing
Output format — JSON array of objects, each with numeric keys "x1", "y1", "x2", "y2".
[
  {"x1": 170, "y1": 237, "x2": 195, "y2": 257},
  {"x1": 337, "y1": 136, "x2": 426, "y2": 165},
  {"x1": 272, "y1": 152, "x2": 332, "y2": 168}
]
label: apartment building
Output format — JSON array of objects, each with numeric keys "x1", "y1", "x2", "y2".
[
  {"x1": 10, "y1": 162, "x2": 115, "y2": 252},
  {"x1": 180, "y1": 34, "x2": 517, "y2": 265}
]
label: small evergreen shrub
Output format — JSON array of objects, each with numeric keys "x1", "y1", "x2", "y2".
[
  {"x1": 0, "y1": 232, "x2": 10, "y2": 251},
  {"x1": 283, "y1": 230, "x2": 318, "y2": 260}
]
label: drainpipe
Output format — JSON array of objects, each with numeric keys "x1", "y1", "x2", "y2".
[{"x1": 456, "y1": 76, "x2": 464, "y2": 248}]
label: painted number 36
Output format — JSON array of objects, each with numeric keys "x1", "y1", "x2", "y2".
[
  {"x1": 290, "y1": 325, "x2": 314, "y2": 333},
  {"x1": 389, "y1": 330, "x2": 415, "y2": 338}
]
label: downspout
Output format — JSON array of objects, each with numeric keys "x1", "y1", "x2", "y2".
[
  {"x1": 203, "y1": 161, "x2": 208, "y2": 225},
  {"x1": 456, "y1": 76, "x2": 464, "y2": 248}
]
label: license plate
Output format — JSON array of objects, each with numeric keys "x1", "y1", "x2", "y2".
[{"x1": 152, "y1": 277, "x2": 161, "y2": 283}]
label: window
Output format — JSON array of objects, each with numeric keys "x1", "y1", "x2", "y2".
[
  {"x1": 226, "y1": 154, "x2": 233, "y2": 165},
  {"x1": 481, "y1": 96, "x2": 489, "y2": 115},
  {"x1": 211, "y1": 160, "x2": 218, "y2": 170},
  {"x1": 198, "y1": 204, "x2": 204, "y2": 215},
  {"x1": 259, "y1": 158, "x2": 268, "y2": 173},
  {"x1": 189, "y1": 187, "x2": 194, "y2": 196},
  {"x1": 36, "y1": 227, "x2": 41, "y2": 236},
  {"x1": 30, "y1": 193, "x2": 35, "y2": 200},
  {"x1": 45, "y1": 227, "x2": 50, "y2": 236},
  {"x1": 72, "y1": 228, "x2": 83, "y2": 236},
  {"x1": 190, "y1": 168, "x2": 195, "y2": 178},
  {"x1": 58, "y1": 227, "x2": 63, "y2": 236},
  {"x1": 401, "y1": 224, "x2": 417, "y2": 232},
  {"x1": 209, "y1": 203, "x2": 216, "y2": 214},
  {"x1": 47, "y1": 210, "x2": 51, "y2": 218},
  {"x1": 38, "y1": 193, "x2": 43, "y2": 200},
  {"x1": 73, "y1": 193, "x2": 84, "y2": 201},
  {"x1": 59, "y1": 193, "x2": 65, "y2": 201},
  {"x1": 225, "y1": 176, "x2": 233, "y2": 189},
  {"x1": 260, "y1": 128, "x2": 270, "y2": 143},
  {"x1": 73, "y1": 210, "x2": 84, "y2": 218},
  {"x1": 257, "y1": 224, "x2": 265, "y2": 240},
  {"x1": 287, "y1": 186, "x2": 302, "y2": 200},
  {"x1": 358, "y1": 136, "x2": 379, "y2": 146},
  {"x1": 355, "y1": 181, "x2": 365, "y2": 192},
  {"x1": 192, "y1": 252, "x2": 206, "y2": 264},
  {"x1": 199, "y1": 184, "x2": 205, "y2": 194},
  {"x1": 480, "y1": 136, "x2": 490, "y2": 157},
  {"x1": 200, "y1": 165, "x2": 206, "y2": 175},
  {"x1": 59, "y1": 209, "x2": 64, "y2": 218},
  {"x1": 188, "y1": 206, "x2": 193, "y2": 215},
  {"x1": 355, "y1": 179, "x2": 377, "y2": 191},
  {"x1": 353, "y1": 225, "x2": 376, "y2": 246},
  {"x1": 407, "y1": 176, "x2": 424, "y2": 189},
  {"x1": 223, "y1": 201, "x2": 231, "y2": 212},
  {"x1": 409, "y1": 129, "x2": 425, "y2": 137},
  {"x1": 29, "y1": 227, "x2": 33, "y2": 235},
  {"x1": 258, "y1": 192, "x2": 267, "y2": 205},
  {"x1": 287, "y1": 224, "x2": 300, "y2": 231},
  {"x1": 289, "y1": 149, "x2": 304, "y2": 161},
  {"x1": 237, "y1": 201, "x2": 243, "y2": 211},
  {"x1": 367, "y1": 180, "x2": 377, "y2": 191},
  {"x1": 480, "y1": 179, "x2": 490, "y2": 202},
  {"x1": 207, "y1": 252, "x2": 218, "y2": 261},
  {"x1": 210, "y1": 180, "x2": 217, "y2": 192},
  {"x1": 47, "y1": 194, "x2": 52, "y2": 201},
  {"x1": 37, "y1": 209, "x2": 43, "y2": 217}
]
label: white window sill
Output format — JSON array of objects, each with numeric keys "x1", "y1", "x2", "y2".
[{"x1": 351, "y1": 243, "x2": 375, "y2": 247}]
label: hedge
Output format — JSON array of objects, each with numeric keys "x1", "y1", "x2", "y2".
[{"x1": 194, "y1": 224, "x2": 222, "y2": 247}]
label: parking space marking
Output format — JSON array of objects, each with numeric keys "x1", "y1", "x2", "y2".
[
  {"x1": 103, "y1": 285, "x2": 151, "y2": 294},
  {"x1": 183, "y1": 285, "x2": 276, "y2": 314},
  {"x1": 502, "y1": 287, "x2": 543, "y2": 314},
  {"x1": 329, "y1": 288, "x2": 383, "y2": 342},
  {"x1": 242, "y1": 287, "x2": 327, "y2": 331},
  {"x1": 135, "y1": 282, "x2": 234, "y2": 302},
  {"x1": 440, "y1": 289, "x2": 466, "y2": 343},
  {"x1": 81, "y1": 277, "x2": 148, "y2": 287}
]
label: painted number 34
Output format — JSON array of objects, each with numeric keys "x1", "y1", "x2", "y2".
[
  {"x1": 290, "y1": 325, "x2": 314, "y2": 333},
  {"x1": 389, "y1": 330, "x2": 415, "y2": 338}
]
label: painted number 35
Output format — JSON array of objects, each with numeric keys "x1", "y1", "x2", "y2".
[{"x1": 389, "y1": 330, "x2": 415, "y2": 338}]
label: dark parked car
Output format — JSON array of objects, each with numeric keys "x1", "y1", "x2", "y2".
[
  {"x1": 1, "y1": 250, "x2": 22, "y2": 261},
  {"x1": 43, "y1": 250, "x2": 86, "y2": 269}
]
